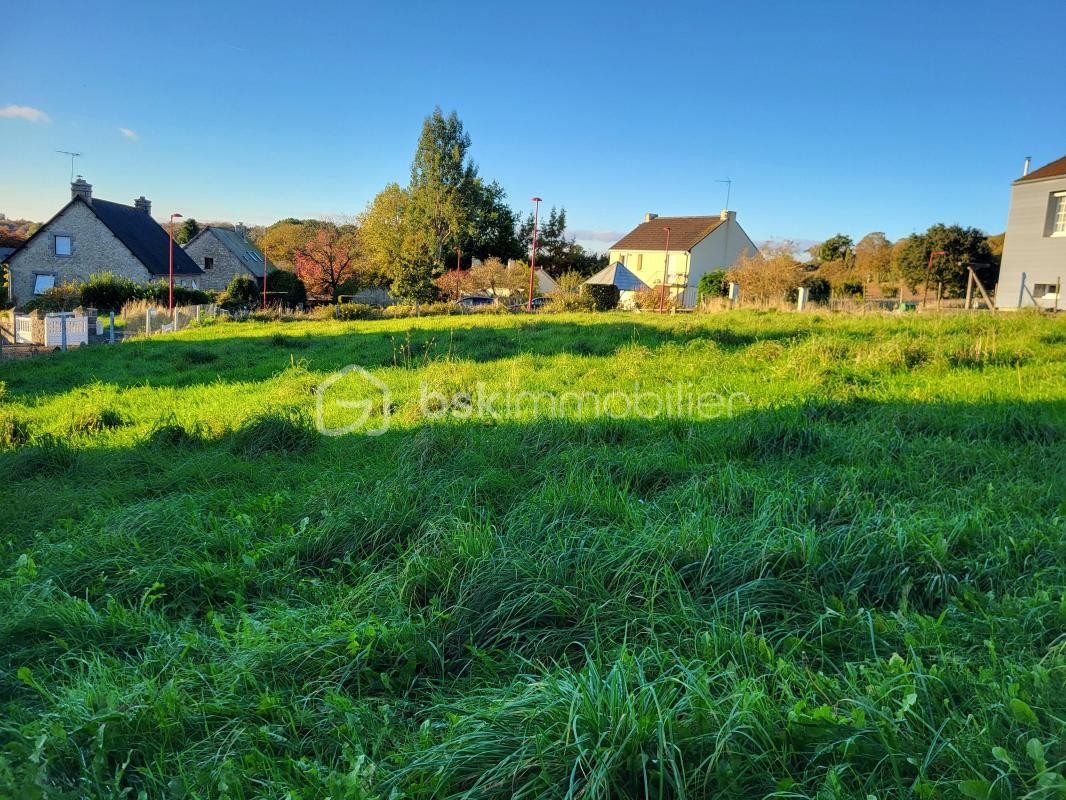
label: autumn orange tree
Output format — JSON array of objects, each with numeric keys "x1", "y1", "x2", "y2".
[{"x1": 293, "y1": 222, "x2": 362, "y2": 302}]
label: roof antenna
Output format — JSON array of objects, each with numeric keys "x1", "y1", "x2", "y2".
[
  {"x1": 715, "y1": 178, "x2": 732, "y2": 210},
  {"x1": 56, "y1": 150, "x2": 82, "y2": 182}
]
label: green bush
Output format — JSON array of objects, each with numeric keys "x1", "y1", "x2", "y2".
[
  {"x1": 582, "y1": 283, "x2": 620, "y2": 311},
  {"x1": 218, "y1": 275, "x2": 261, "y2": 310},
  {"x1": 22, "y1": 283, "x2": 80, "y2": 312},
  {"x1": 788, "y1": 276, "x2": 831, "y2": 304},
  {"x1": 264, "y1": 269, "x2": 307, "y2": 308},
  {"x1": 697, "y1": 269, "x2": 728, "y2": 299},
  {"x1": 548, "y1": 293, "x2": 597, "y2": 312},
  {"x1": 324, "y1": 302, "x2": 378, "y2": 321},
  {"x1": 80, "y1": 272, "x2": 140, "y2": 311}
]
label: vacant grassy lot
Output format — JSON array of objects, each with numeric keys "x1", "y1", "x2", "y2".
[{"x1": 1, "y1": 310, "x2": 1064, "y2": 799}]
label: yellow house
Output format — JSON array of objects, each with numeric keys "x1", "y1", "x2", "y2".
[{"x1": 607, "y1": 210, "x2": 758, "y2": 307}]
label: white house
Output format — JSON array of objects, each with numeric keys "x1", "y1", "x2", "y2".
[
  {"x1": 997, "y1": 155, "x2": 1066, "y2": 309},
  {"x1": 607, "y1": 210, "x2": 757, "y2": 307}
]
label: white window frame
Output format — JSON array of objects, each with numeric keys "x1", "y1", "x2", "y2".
[
  {"x1": 33, "y1": 274, "x2": 56, "y2": 294},
  {"x1": 1051, "y1": 192, "x2": 1066, "y2": 237},
  {"x1": 54, "y1": 235, "x2": 72, "y2": 256},
  {"x1": 1032, "y1": 283, "x2": 1059, "y2": 299}
]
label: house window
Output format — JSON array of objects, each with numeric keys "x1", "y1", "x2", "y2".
[
  {"x1": 203, "y1": 257, "x2": 214, "y2": 270},
  {"x1": 1051, "y1": 193, "x2": 1066, "y2": 236},
  {"x1": 246, "y1": 251, "x2": 263, "y2": 263},
  {"x1": 54, "y1": 235, "x2": 72, "y2": 256},
  {"x1": 33, "y1": 274, "x2": 56, "y2": 294},
  {"x1": 1033, "y1": 283, "x2": 1059, "y2": 299}
]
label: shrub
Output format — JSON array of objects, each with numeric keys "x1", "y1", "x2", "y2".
[
  {"x1": 788, "y1": 276, "x2": 831, "y2": 304},
  {"x1": 548, "y1": 293, "x2": 597, "y2": 312},
  {"x1": 633, "y1": 285, "x2": 681, "y2": 311},
  {"x1": 22, "y1": 283, "x2": 80, "y2": 313},
  {"x1": 582, "y1": 283, "x2": 620, "y2": 311},
  {"x1": 219, "y1": 275, "x2": 261, "y2": 310},
  {"x1": 319, "y1": 302, "x2": 378, "y2": 321},
  {"x1": 138, "y1": 280, "x2": 212, "y2": 307},
  {"x1": 697, "y1": 269, "x2": 728, "y2": 299},
  {"x1": 838, "y1": 280, "x2": 865, "y2": 298},
  {"x1": 80, "y1": 272, "x2": 141, "y2": 311},
  {"x1": 264, "y1": 269, "x2": 307, "y2": 308}
]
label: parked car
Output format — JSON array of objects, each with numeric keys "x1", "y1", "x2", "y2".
[
  {"x1": 509, "y1": 296, "x2": 553, "y2": 312},
  {"x1": 453, "y1": 295, "x2": 495, "y2": 310}
]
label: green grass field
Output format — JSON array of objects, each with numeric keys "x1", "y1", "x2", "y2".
[{"x1": 1, "y1": 310, "x2": 1064, "y2": 799}]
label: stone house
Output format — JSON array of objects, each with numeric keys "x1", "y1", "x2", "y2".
[
  {"x1": 182, "y1": 224, "x2": 269, "y2": 292},
  {"x1": 1, "y1": 178, "x2": 202, "y2": 307},
  {"x1": 997, "y1": 155, "x2": 1066, "y2": 309}
]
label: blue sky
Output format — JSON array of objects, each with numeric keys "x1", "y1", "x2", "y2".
[{"x1": 1, "y1": 0, "x2": 1064, "y2": 251}]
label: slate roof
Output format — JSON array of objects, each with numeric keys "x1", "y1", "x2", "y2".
[
  {"x1": 1015, "y1": 155, "x2": 1066, "y2": 184},
  {"x1": 2, "y1": 196, "x2": 202, "y2": 276},
  {"x1": 610, "y1": 215, "x2": 725, "y2": 252},
  {"x1": 193, "y1": 226, "x2": 268, "y2": 278},
  {"x1": 90, "y1": 199, "x2": 202, "y2": 275},
  {"x1": 584, "y1": 262, "x2": 649, "y2": 291},
  {"x1": 0, "y1": 247, "x2": 15, "y2": 262}
]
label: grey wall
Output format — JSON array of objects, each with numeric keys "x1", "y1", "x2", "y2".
[
  {"x1": 183, "y1": 231, "x2": 251, "y2": 292},
  {"x1": 997, "y1": 175, "x2": 1066, "y2": 308}
]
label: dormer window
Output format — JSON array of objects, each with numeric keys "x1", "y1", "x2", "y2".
[{"x1": 54, "y1": 235, "x2": 72, "y2": 256}]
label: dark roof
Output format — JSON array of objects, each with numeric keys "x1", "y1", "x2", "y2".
[
  {"x1": 1, "y1": 196, "x2": 202, "y2": 276},
  {"x1": 90, "y1": 199, "x2": 202, "y2": 275},
  {"x1": 190, "y1": 227, "x2": 268, "y2": 277},
  {"x1": 1016, "y1": 155, "x2": 1066, "y2": 184},
  {"x1": 0, "y1": 247, "x2": 14, "y2": 262},
  {"x1": 610, "y1": 215, "x2": 725, "y2": 252},
  {"x1": 584, "y1": 262, "x2": 649, "y2": 291}
]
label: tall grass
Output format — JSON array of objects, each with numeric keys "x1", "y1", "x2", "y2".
[{"x1": 0, "y1": 310, "x2": 1063, "y2": 798}]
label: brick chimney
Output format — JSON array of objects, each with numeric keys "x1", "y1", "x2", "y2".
[
  {"x1": 235, "y1": 222, "x2": 248, "y2": 240},
  {"x1": 134, "y1": 196, "x2": 152, "y2": 215},
  {"x1": 71, "y1": 176, "x2": 92, "y2": 205},
  {"x1": 644, "y1": 212, "x2": 658, "y2": 222}
]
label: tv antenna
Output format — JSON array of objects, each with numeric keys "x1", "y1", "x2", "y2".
[
  {"x1": 56, "y1": 150, "x2": 82, "y2": 182},
  {"x1": 715, "y1": 178, "x2": 732, "y2": 210}
]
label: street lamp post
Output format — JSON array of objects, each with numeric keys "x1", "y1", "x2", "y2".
[
  {"x1": 168, "y1": 213, "x2": 183, "y2": 313},
  {"x1": 527, "y1": 197, "x2": 542, "y2": 312},
  {"x1": 658, "y1": 226, "x2": 672, "y2": 312},
  {"x1": 455, "y1": 247, "x2": 462, "y2": 300},
  {"x1": 923, "y1": 250, "x2": 947, "y2": 309}
]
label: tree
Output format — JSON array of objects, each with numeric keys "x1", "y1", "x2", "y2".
[
  {"x1": 818, "y1": 234, "x2": 854, "y2": 265},
  {"x1": 258, "y1": 219, "x2": 314, "y2": 268},
  {"x1": 854, "y1": 232, "x2": 893, "y2": 284},
  {"x1": 555, "y1": 271, "x2": 585, "y2": 295},
  {"x1": 727, "y1": 243, "x2": 803, "y2": 303},
  {"x1": 464, "y1": 180, "x2": 523, "y2": 263},
  {"x1": 891, "y1": 224, "x2": 992, "y2": 296},
  {"x1": 359, "y1": 183, "x2": 410, "y2": 282},
  {"x1": 293, "y1": 223, "x2": 362, "y2": 302},
  {"x1": 697, "y1": 269, "x2": 728, "y2": 299},
  {"x1": 222, "y1": 274, "x2": 261, "y2": 309},
  {"x1": 175, "y1": 218, "x2": 200, "y2": 245},
  {"x1": 469, "y1": 257, "x2": 526, "y2": 298},
  {"x1": 406, "y1": 107, "x2": 478, "y2": 272},
  {"x1": 264, "y1": 269, "x2": 307, "y2": 308}
]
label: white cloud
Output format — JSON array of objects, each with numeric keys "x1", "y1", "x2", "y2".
[
  {"x1": 0, "y1": 105, "x2": 51, "y2": 123},
  {"x1": 567, "y1": 228, "x2": 626, "y2": 243},
  {"x1": 118, "y1": 127, "x2": 139, "y2": 141}
]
